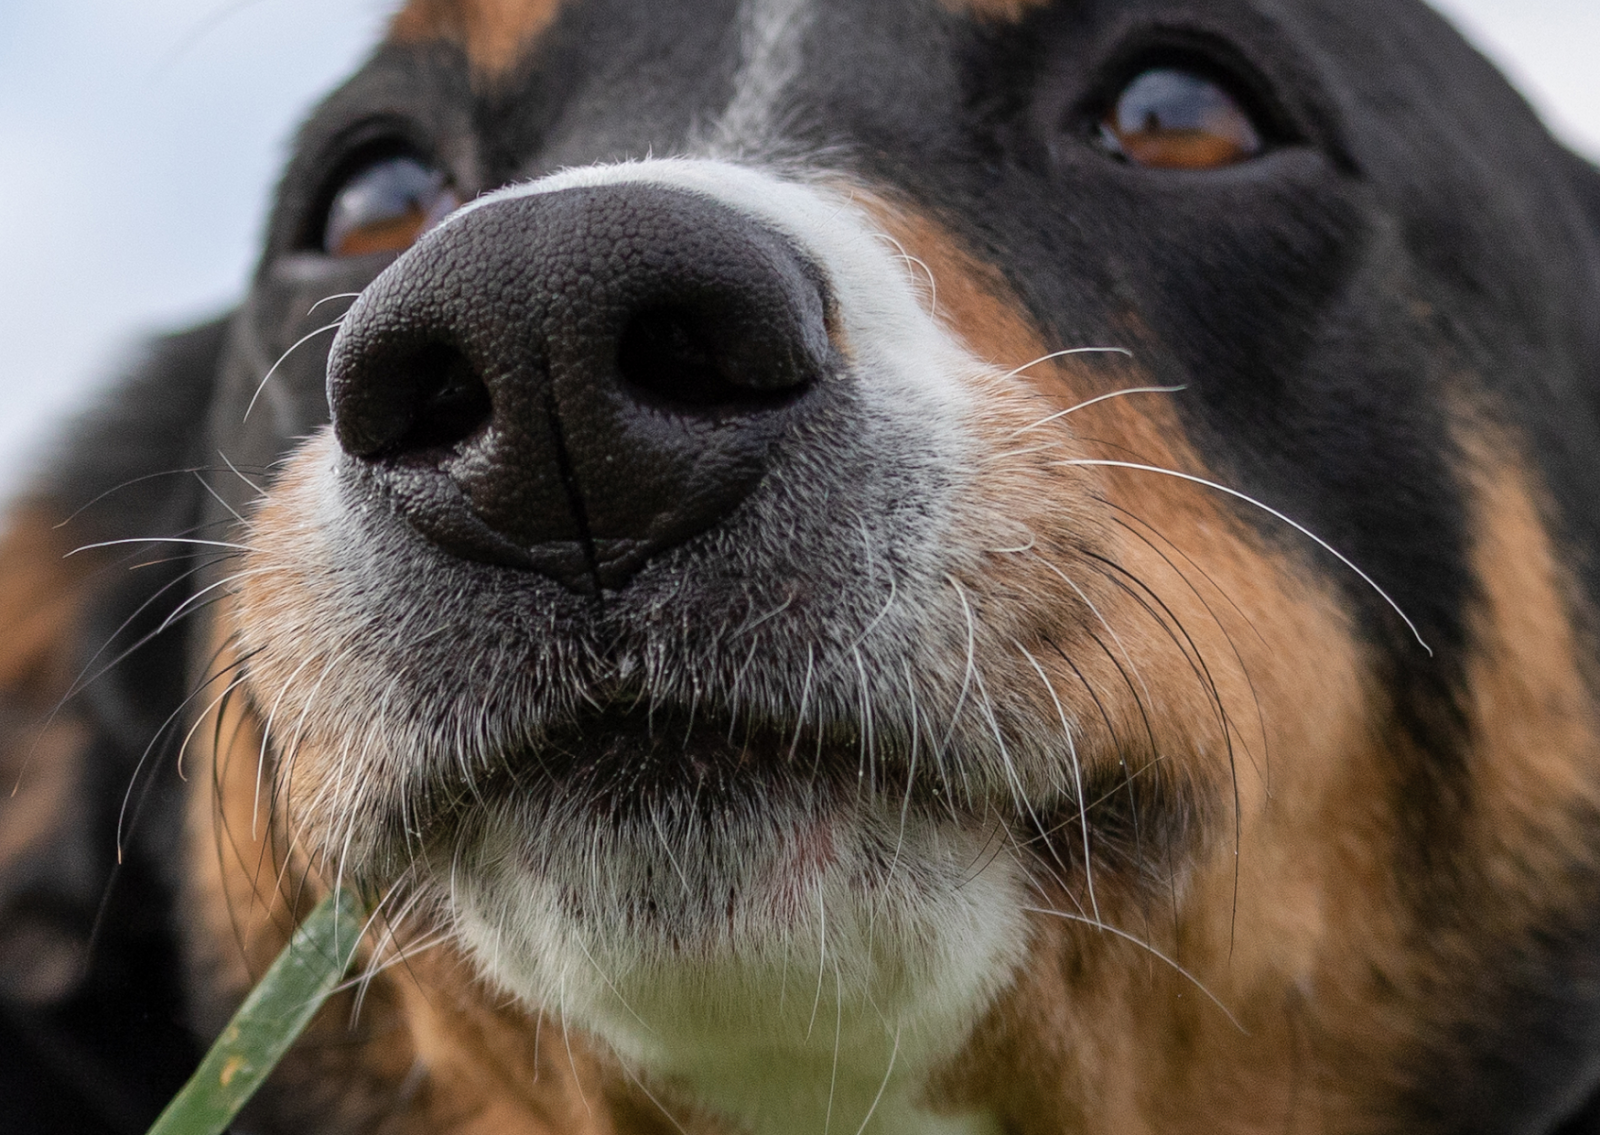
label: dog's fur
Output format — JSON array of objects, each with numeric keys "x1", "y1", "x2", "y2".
[{"x1": 5, "y1": 1, "x2": 1600, "y2": 1132}]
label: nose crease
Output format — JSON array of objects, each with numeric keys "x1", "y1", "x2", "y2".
[{"x1": 541, "y1": 383, "x2": 607, "y2": 602}]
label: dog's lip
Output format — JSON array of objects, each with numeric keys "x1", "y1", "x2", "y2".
[
  {"x1": 465, "y1": 704, "x2": 903, "y2": 934},
  {"x1": 498, "y1": 701, "x2": 872, "y2": 818}
]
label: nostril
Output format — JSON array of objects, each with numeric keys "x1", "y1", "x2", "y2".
[
  {"x1": 388, "y1": 343, "x2": 494, "y2": 455},
  {"x1": 616, "y1": 305, "x2": 813, "y2": 414}
]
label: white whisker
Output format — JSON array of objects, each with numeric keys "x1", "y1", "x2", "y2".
[
  {"x1": 1016, "y1": 641, "x2": 1099, "y2": 921},
  {"x1": 1023, "y1": 905, "x2": 1245, "y2": 1033},
  {"x1": 1056, "y1": 458, "x2": 1431, "y2": 654},
  {"x1": 67, "y1": 536, "x2": 251, "y2": 555},
  {"x1": 307, "y1": 291, "x2": 362, "y2": 315},
  {"x1": 1009, "y1": 384, "x2": 1187, "y2": 438},
  {"x1": 243, "y1": 319, "x2": 345, "y2": 423},
  {"x1": 995, "y1": 345, "x2": 1133, "y2": 384},
  {"x1": 193, "y1": 468, "x2": 246, "y2": 523},
  {"x1": 873, "y1": 231, "x2": 937, "y2": 316}
]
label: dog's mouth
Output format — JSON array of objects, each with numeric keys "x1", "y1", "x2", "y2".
[
  {"x1": 397, "y1": 697, "x2": 950, "y2": 881},
  {"x1": 385, "y1": 687, "x2": 1176, "y2": 911},
  {"x1": 497, "y1": 702, "x2": 919, "y2": 819}
]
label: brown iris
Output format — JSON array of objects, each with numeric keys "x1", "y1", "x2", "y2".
[
  {"x1": 1100, "y1": 67, "x2": 1264, "y2": 170},
  {"x1": 322, "y1": 155, "x2": 462, "y2": 257}
]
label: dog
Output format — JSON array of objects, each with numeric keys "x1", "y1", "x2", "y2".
[{"x1": 4, "y1": 0, "x2": 1600, "y2": 1131}]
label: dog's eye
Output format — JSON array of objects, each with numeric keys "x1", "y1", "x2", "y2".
[
  {"x1": 1098, "y1": 67, "x2": 1263, "y2": 170},
  {"x1": 322, "y1": 155, "x2": 462, "y2": 257}
]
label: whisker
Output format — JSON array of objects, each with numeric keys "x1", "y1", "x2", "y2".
[
  {"x1": 155, "y1": 567, "x2": 271, "y2": 638},
  {"x1": 242, "y1": 318, "x2": 345, "y2": 423},
  {"x1": 1106, "y1": 500, "x2": 1270, "y2": 651},
  {"x1": 995, "y1": 346, "x2": 1133, "y2": 384},
  {"x1": 938, "y1": 575, "x2": 980, "y2": 768},
  {"x1": 1031, "y1": 553, "x2": 1157, "y2": 717},
  {"x1": 1023, "y1": 905, "x2": 1245, "y2": 1033},
  {"x1": 1056, "y1": 458, "x2": 1432, "y2": 654},
  {"x1": 824, "y1": 955, "x2": 844, "y2": 1135},
  {"x1": 567, "y1": 922, "x2": 654, "y2": 1035},
  {"x1": 55, "y1": 550, "x2": 238, "y2": 710},
  {"x1": 1008, "y1": 384, "x2": 1186, "y2": 438},
  {"x1": 887, "y1": 661, "x2": 921, "y2": 880},
  {"x1": 216, "y1": 448, "x2": 268, "y2": 499},
  {"x1": 116, "y1": 647, "x2": 255, "y2": 856},
  {"x1": 615, "y1": 1059, "x2": 693, "y2": 1135},
  {"x1": 52, "y1": 467, "x2": 219, "y2": 527},
  {"x1": 787, "y1": 643, "x2": 816, "y2": 763},
  {"x1": 807, "y1": 874, "x2": 828, "y2": 1041},
  {"x1": 67, "y1": 536, "x2": 252, "y2": 555},
  {"x1": 872, "y1": 231, "x2": 937, "y2": 316},
  {"x1": 307, "y1": 291, "x2": 363, "y2": 316},
  {"x1": 253, "y1": 652, "x2": 323, "y2": 837},
  {"x1": 1109, "y1": 509, "x2": 1270, "y2": 787},
  {"x1": 193, "y1": 468, "x2": 246, "y2": 524},
  {"x1": 1016, "y1": 642, "x2": 1099, "y2": 921}
]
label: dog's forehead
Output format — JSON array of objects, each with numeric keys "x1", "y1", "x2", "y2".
[
  {"x1": 384, "y1": 0, "x2": 1049, "y2": 77},
  {"x1": 370, "y1": 0, "x2": 975, "y2": 179},
  {"x1": 366, "y1": 0, "x2": 1490, "y2": 171}
]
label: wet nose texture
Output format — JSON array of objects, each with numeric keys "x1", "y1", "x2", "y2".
[{"x1": 327, "y1": 184, "x2": 831, "y2": 595}]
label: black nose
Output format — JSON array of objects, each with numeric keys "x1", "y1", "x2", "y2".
[{"x1": 327, "y1": 183, "x2": 830, "y2": 594}]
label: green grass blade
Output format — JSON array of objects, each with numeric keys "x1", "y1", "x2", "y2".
[{"x1": 146, "y1": 890, "x2": 366, "y2": 1135}]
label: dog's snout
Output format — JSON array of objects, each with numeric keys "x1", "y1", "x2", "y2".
[{"x1": 327, "y1": 183, "x2": 830, "y2": 594}]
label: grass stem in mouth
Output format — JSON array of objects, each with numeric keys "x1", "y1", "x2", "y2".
[{"x1": 145, "y1": 890, "x2": 366, "y2": 1135}]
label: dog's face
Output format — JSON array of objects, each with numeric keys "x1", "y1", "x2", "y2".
[{"x1": 6, "y1": 0, "x2": 1600, "y2": 1133}]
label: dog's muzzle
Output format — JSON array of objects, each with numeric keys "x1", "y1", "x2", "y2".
[{"x1": 327, "y1": 183, "x2": 833, "y2": 594}]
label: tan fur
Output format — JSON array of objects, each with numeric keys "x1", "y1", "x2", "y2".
[
  {"x1": 0, "y1": 509, "x2": 102, "y2": 1004},
  {"x1": 0, "y1": 508, "x2": 94, "y2": 694},
  {"x1": 1457, "y1": 441, "x2": 1600, "y2": 868},
  {"x1": 390, "y1": 0, "x2": 562, "y2": 80},
  {"x1": 937, "y1": 0, "x2": 1050, "y2": 22}
]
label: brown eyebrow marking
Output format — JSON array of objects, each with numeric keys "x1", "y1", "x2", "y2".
[
  {"x1": 938, "y1": 0, "x2": 1050, "y2": 22},
  {"x1": 389, "y1": 0, "x2": 563, "y2": 79}
]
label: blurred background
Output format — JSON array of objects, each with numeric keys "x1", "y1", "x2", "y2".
[{"x1": 0, "y1": 0, "x2": 1596, "y2": 496}]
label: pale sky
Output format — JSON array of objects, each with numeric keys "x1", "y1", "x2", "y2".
[{"x1": 0, "y1": 0, "x2": 1595, "y2": 494}]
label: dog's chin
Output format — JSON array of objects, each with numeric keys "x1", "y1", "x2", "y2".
[{"x1": 429, "y1": 707, "x2": 1032, "y2": 1074}]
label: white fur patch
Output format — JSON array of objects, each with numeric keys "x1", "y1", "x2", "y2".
[
  {"x1": 714, "y1": 0, "x2": 815, "y2": 151},
  {"x1": 459, "y1": 799, "x2": 1023, "y2": 1135}
]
